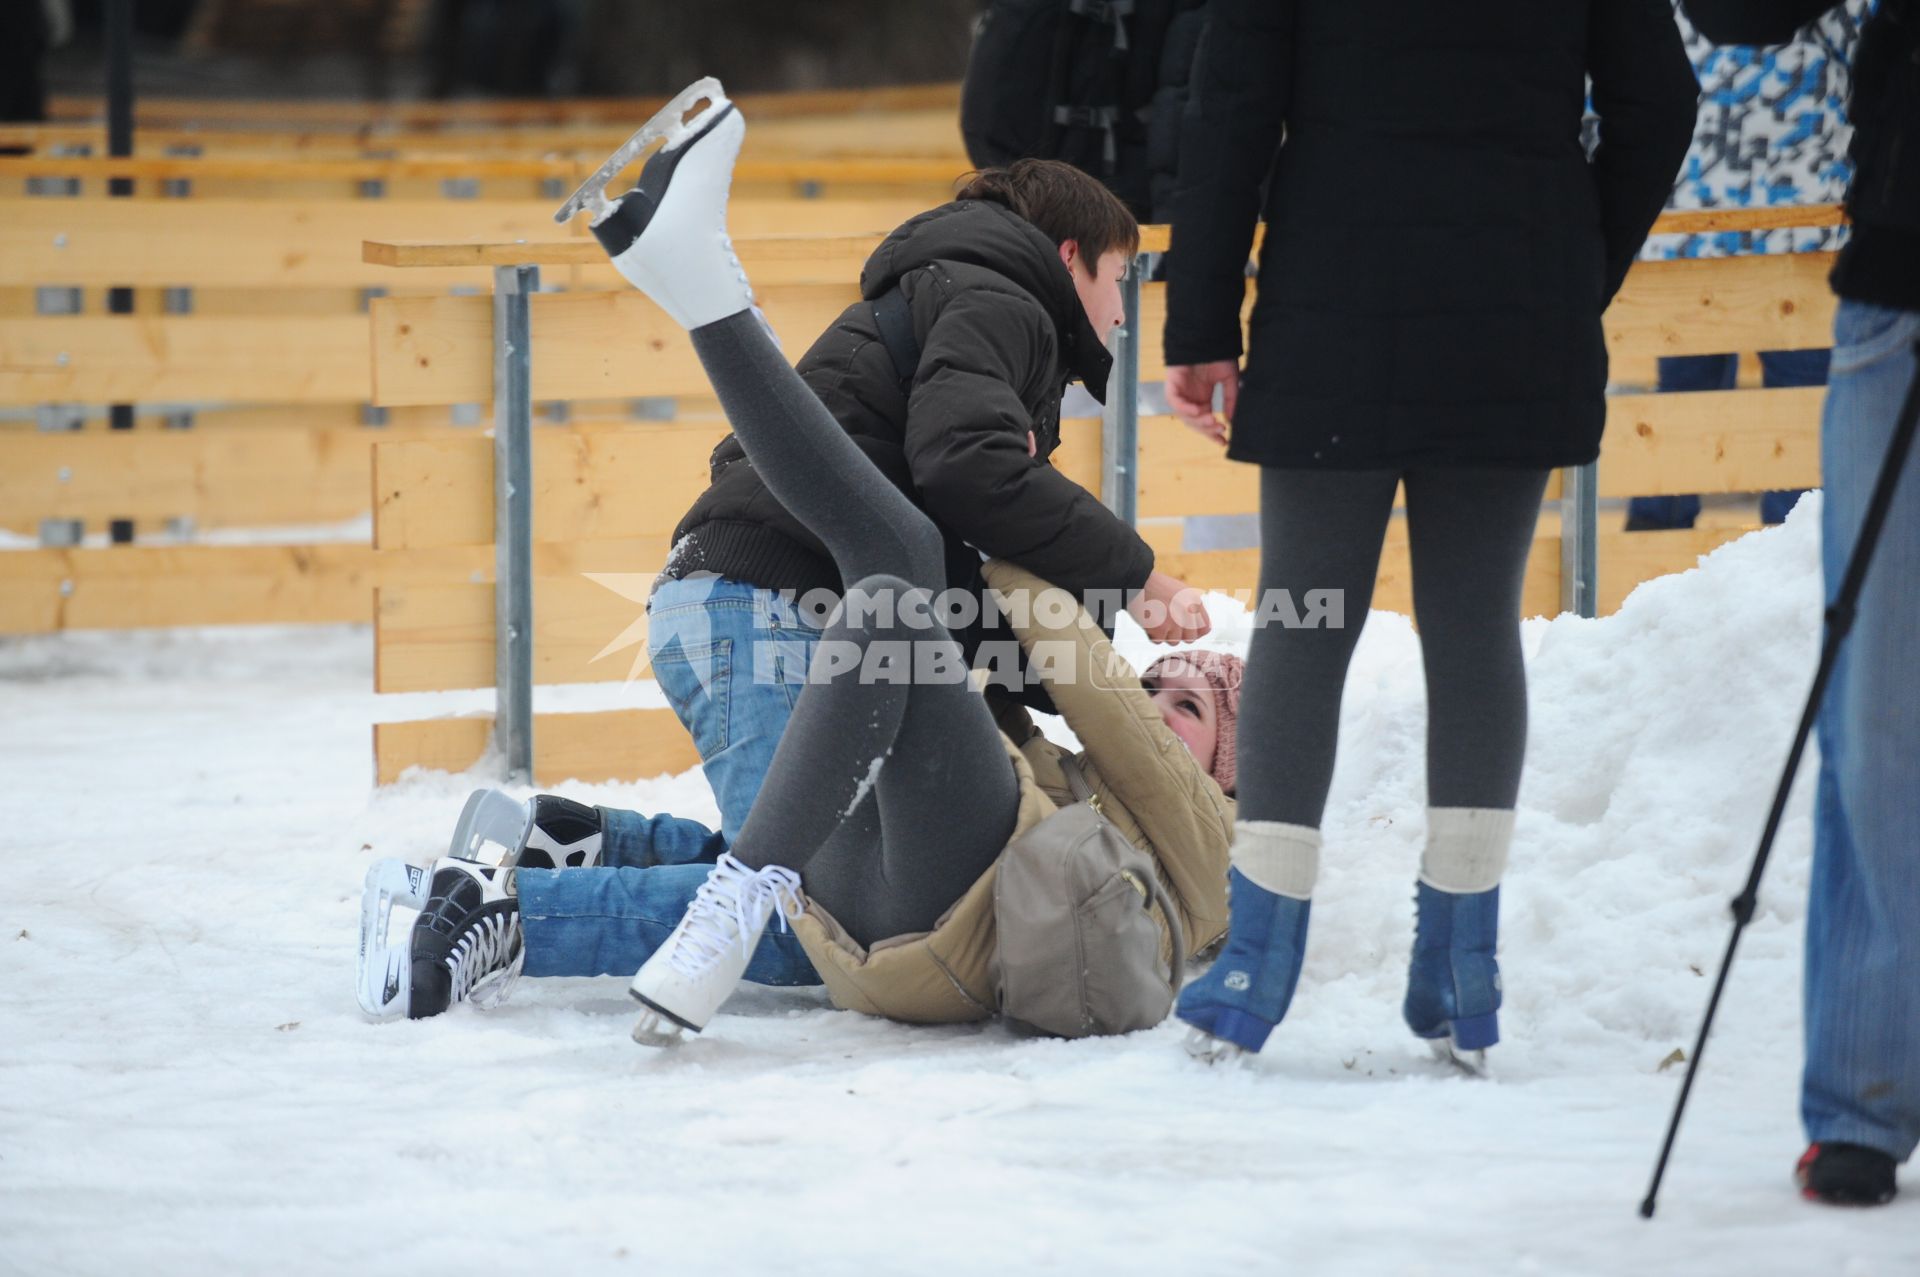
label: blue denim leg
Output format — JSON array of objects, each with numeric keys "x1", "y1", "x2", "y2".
[
  {"x1": 1802, "y1": 301, "x2": 1920, "y2": 1163},
  {"x1": 594, "y1": 808, "x2": 727, "y2": 870},
  {"x1": 590, "y1": 577, "x2": 821, "y2": 868},
  {"x1": 647, "y1": 576, "x2": 819, "y2": 849},
  {"x1": 516, "y1": 864, "x2": 821, "y2": 986},
  {"x1": 1758, "y1": 348, "x2": 1831, "y2": 524}
]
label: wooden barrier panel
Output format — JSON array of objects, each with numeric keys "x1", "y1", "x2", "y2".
[
  {"x1": 0, "y1": 424, "x2": 439, "y2": 526},
  {"x1": 48, "y1": 82, "x2": 964, "y2": 129},
  {"x1": 0, "y1": 109, "x2": 967, "y2": 162},
  {"x1": 373, "y1": 710, "x2": 701, "y2": 786},
  {"x1": 0, "y1": 314, "x2": 371, "y2": 405},
  {"x1": 0, "y1": 154, "x2": 964, "y2": 200},
  {"x1": 0, "y1": 199, "x2": 932, "y2": 290}
]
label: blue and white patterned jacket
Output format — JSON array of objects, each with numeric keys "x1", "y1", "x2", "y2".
[{"x1": 1641, "y1": 0, "x2": 1873, "y2": 260}]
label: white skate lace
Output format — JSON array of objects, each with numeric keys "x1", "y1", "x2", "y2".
[
  {"x1": 668, "y1": 853, "x2": 803, "y2": 977},
  {"x1": 446, "y1": 907, "x2": 524, "y2": 1010}
]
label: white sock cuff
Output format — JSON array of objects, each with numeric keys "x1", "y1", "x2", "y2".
[
  {"x1": 1231, "y1": 820, "x2": 1322, "y2": 901},
  {"x1": 1419, "y1": 807, "x2": 1515, "y2": 894}
]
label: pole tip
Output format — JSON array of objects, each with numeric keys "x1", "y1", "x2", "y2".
[{"x1": 1638, "y1": 1198, "x2": 1657, "y2": 1220}]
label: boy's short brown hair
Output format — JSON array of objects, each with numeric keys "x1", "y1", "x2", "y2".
[{"x1": 955, "y1": 159, "x2": 1141, "y2": 276}]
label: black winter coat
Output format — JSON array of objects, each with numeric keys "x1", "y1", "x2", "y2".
[
  {"x1": 1164, "y1": 1, "x2": 1699, "y2": 471},
  {"x1": 1684, "y1": 0, "x2": 1920, "y2": 310},
  {"x1": 666, "y1": 197, "x2": 1155, "y2": 609}
]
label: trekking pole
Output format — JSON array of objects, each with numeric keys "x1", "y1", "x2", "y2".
[{"x1": 1640, "y1": 344, "x2": 1920, "y2": 1220}]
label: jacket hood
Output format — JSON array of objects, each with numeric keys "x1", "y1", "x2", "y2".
[{"x1": 858, "y1": 199, "x2": 1116, "y2": 403}]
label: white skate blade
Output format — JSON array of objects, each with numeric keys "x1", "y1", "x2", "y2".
[
  {"x1": 1184, "y1": 1026, "x2": 1246, "y2": 1067},
  {"x1": 552, "y1": 77, "x2": 729, "y2": 227},
  {"x1": 446, "y1": 788, "x2": 531, "y2": 866},
  {"x1": 357, "y1": 858, "x2": 430, "y2": 1019},
  {"x1": 1428, "y1": 1037, "x2": 1491, "y2": 1078},
  {"x1": 630, "y1": 1001, "x2": 695, "y2": 1048}
]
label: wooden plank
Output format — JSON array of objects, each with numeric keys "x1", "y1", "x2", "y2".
[
  {"x1": 1157, "y1": 533, "x2": 1565, "y2": 621},
  {"x1": 1595, "y1": 527, "x2": 1752, "y2": 614},
  {"x1": 372, "y1": 424, "x2": 729, "y2": 550},
  {"x1": 376, "y1": 572, "x2": 669, "y2": 693},
  {"x1": 0, "y1": 536, "x2": 673, "y2": 634},
  {"x1": 1600, "y1": 386, "x2": 1823, "y2": 497},
  {"x1": 370, "y1": 286, "x2": 850, "y2": 406},
  {"x1": 0, "y1": 200, "x2": 930, "y2": 288},
  {"x1": 0, "y1": 424, "x2": 456, "y2": 525},
  {"x1": 0, "y1": 543, "x2": 383, "y2": 632},
  {"x1": 372, "y1": 282, "x2": 1177, "y2": 407},
  {"x1": 372, "y1": 418, "x2": 1113, "y2": 554},
  {"x1": 51, "y1": 83, "x2": 963, "y2": 129},
  {"x1": 1, "y1": 110, "x2": 966, "y2": 160},
  {"x1": 0, "y1": 315, "x2": 370, "y2": 405},
  {"x1": 373, "y1": 710, "x2": 701, "y2": 786},
  {"x1": 1606, "y1": 253, "x2": 1837, "y2": 361},
  {"x1": 0, "y1": 154, "x2": 965, "y2": 188}
]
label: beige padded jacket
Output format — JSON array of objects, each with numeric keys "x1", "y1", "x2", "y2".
[{"x1": 788, "y1": 559, "x2": 1235, "y2": 1024}]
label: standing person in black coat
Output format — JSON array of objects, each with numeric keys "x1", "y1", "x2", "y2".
[
  {"x1": 1162, "y1": 1, "x2": 1699, "y2": 1065},
  {"x1": 1683, "y1": 0, "x2": 1920, "y2": 1211}
]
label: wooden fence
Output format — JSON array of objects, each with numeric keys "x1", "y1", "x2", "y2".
[{"x1": 360, "y1": 207, "x2": 1839, "y2": 784}]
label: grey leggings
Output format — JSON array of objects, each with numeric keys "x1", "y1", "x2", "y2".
[
  {"x1": 1238, "y1": 466, "x2": 1552, "y2": 828},
  {"x1": 686, "y1": 314, "x2": 1019, "y2": 948}
]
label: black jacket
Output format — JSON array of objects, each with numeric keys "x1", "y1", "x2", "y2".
[
  {"x1": 1684, "y1": 0, "x2": 1920, "y2": 310},
  {"x1": 1164, "y1": 1, "x2": 1699, "y2": 471},
  {"x1": 666, "y1": 197, "x2": 1156, "y2": 608}
]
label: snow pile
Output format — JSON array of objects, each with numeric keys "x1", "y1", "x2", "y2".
[{"x1": 3, "y1": 497, "x2": 1915, "y2": 1275}]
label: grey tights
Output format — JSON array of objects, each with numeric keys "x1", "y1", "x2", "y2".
[
  {"x1": 686, "y1": 313, "x2": 1019, "y2": 947},
  {"x1": 1238, "y1": 466, "x2": 1552, "y2": 827}
]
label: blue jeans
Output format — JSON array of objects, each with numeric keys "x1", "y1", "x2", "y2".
[
  {"x1": 1802, "y1": 300, "x2": 1920, "y2": 1163},
  {"x1": 517, "y1": 576, "x2": 825, "y2": 985},
  {"x1": 1626, "y1": 349, "x2": 1828, "y2": 529}
]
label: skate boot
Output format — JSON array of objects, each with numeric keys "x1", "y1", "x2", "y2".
[
  {"x1": 1402, "y1": 808, "x2": 1513, "y2": 1074},
  {"x1": 1796, "y1": 1143, "x2": 1898, "y2": 1207},
  {"x1": 448, "y1": 788, "x2": 605, "y2": 871},
  {"x1": 628, "y1": 852, "x2": 802, "y2": 1045},
  {"x1": 406, "y1": 859, "x2": 524, "y2": 1019},
  {"x1": 1175, "y1": 822, "x2": 1319, "y2": 1063},
  {"x1": 554, "y1": 77, "x2": 753, "y2": 331}
]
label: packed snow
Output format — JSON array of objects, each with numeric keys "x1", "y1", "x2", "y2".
[{"x1": 3, "y1": 496, "x2": 1915, "y2": 1275}]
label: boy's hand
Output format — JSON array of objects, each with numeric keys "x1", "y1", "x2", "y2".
[
  {"x1": 1128, "y1": 570, "x2": 1213, "y2": 644},
  {"x1": 1165, "y1": 361, "x2": 1239, "y2": 445}
]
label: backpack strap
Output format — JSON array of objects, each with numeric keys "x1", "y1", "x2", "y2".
[
  {"x1": 1058, "y1": 752, "x2": 1098, "y2": 807},
  {"x1": 870, "y1": 285, "x2": 922, "y2": 395}
]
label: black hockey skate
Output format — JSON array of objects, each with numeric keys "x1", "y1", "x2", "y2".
[{"x1": 405, "y1": 859, "x2": 523, "y2": 1019}]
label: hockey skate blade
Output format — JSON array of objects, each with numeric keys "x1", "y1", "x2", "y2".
[
  {"x1": 447, "y1": 788, "x2": 531, "y2": 865},
  {"x1": 1183, "y1": 1026, "x2": 1247, "y2": 1067},
  {"x1": 356, "y1": 858, "x2": 430, "y2": 1020},
  {"x1": 552, "y1": 77, "x2": 729, "y2": 227}
]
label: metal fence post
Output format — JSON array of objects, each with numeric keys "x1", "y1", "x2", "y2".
[
  {"x1": 493, "y1": 264, "x2": 539, "y2": 783},
  {"x1": 1560, "y1": 461, "x2": 1600, "y2": 618},
  {"x1": 1101, "y1": 254, "x2": 1144, "y2": 526}
]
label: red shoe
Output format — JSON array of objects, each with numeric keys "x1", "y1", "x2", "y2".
[{"x1": 1796, "y1": 1143, "x2": 1897, "y2": 1206}]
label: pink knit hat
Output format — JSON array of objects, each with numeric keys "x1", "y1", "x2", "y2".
[{"x1": 1142, "y1": 649, "x2": 1244, "y2": 796}]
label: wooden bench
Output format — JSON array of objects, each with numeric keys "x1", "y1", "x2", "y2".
[{"x1": 360, "y1": 207, "x2": 1840, "y2": 784}]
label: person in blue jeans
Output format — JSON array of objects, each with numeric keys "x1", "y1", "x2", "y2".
[
  {"x1": 1682, "y1": 0, "x2": 1917, "y2": 1208},
  {"x1": 1624, "y1": 349, "x2": 1828, "y2": 529},
  {"x1": 1623, "y1": 2, "x2": 1871, "y2": 532}
]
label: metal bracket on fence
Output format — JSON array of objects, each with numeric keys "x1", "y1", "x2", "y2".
[
  {"x1": 1100, "y1": 255, "x2": 1144, "y2": 526},
  {"x1": 492, "y1": 264, "x2": 539, "y2": 783},
  {"x1": 1560, "y1": 461, "x2": 1600, "y2": 618}
]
